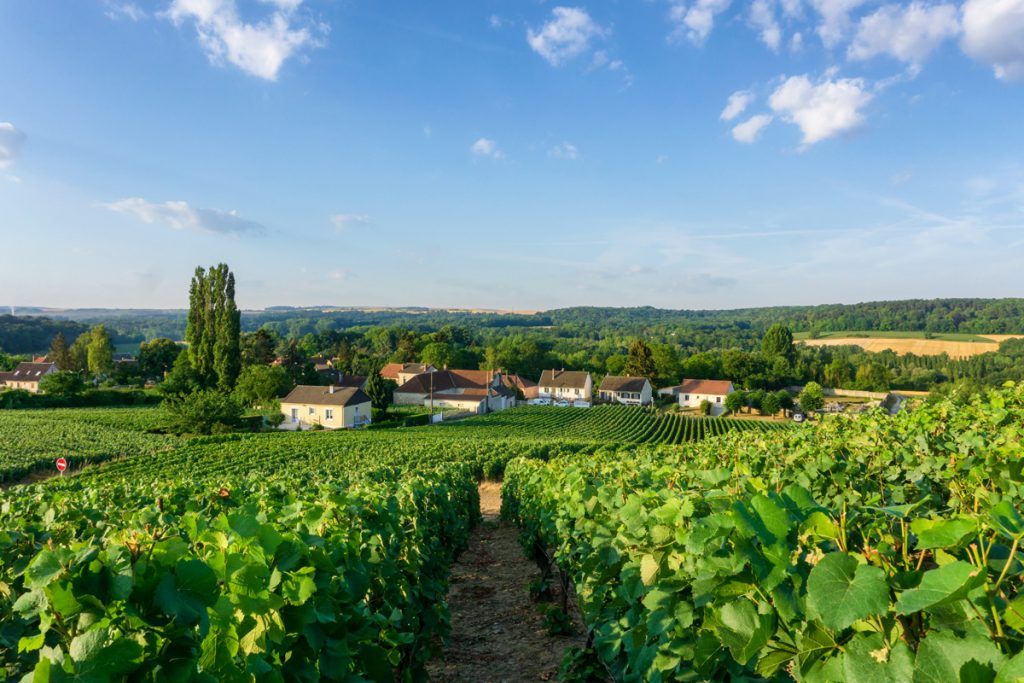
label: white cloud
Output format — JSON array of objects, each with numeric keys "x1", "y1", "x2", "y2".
[
  {"x1": 489, "y1": 14, "x2": 508, "y2": 29},
  {"x1": 809, "y1": 0, "x2": 867, "y2": 47},
  {"x1": 330, "y1": 214, "x2": 371, "y2": 231},
  {"x1": 103, "y1": 2, "x2": 145, "y2": 21},
  {"x1": 258, "y1": 0, "x2": 304, "y2": 11},
  {"x1": 0, "y1": 122, "x2": 25, "y2": 168},
  {"x1": 769, "y1": 73, "x2": 873, "y2": 145},
  {"x1": 731, "y1": 114, "x2": 774, "y2": 142},
  {"x1": 961, "y1": 0, "x2": 1024, "y2": 81},
  {"x1": 848, "y1": 3, "x2": 960, "y2": 69},
  {"x1": 781, "y1": 0, "x2": 804, "y2": 17},
  {"x1": 549, "y1": 142, "x2": 579, "y2": 159},
  {"x1": 670, "y1": 0, "x2": 732, "y2": 45},
  {"x1": 790, "y1": 30, "x2": 805, "y2": 50},
  {"x1": 720, "y1": 89, "x2": 755, "y2": 120},
  {"x1": 471, "y1": 138, "x2": 504, "y2": 159},
  {"x1": 101, "y1": 197, "x2": 265, "y2": 235},
  {"x1": 163, "y1": 0, "x2": 317, "y2": 80},
  {"x1": 328, "y1": 268, "x2": 347, "y2": 281},
  {"x1": 527, "y1": 7, "x2": 608, "y2": 66},
  {"x1": 750, "y1": 0, "x2": 783, "y2": 50}
]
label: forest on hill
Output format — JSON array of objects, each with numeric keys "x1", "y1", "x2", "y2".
[{"x1": 4, "y1": 298, "x2": 1024, "y2": 355}]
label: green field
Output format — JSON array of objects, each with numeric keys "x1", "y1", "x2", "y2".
[{"x1": 2, "y1": 390, "x2": 1024, "y2": 680}]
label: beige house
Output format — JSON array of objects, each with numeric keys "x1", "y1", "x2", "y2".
[
  {"x1": 677, "y1": 379, "x2": 735, "y2": 415},
  {"x1": 0, "y1": 362, "x2": 58, "y2": 393},
  {"x1": 538, "y1": 370, "x2": 593, "y2": 401},
  {"x1": 598, "y1": 376, "x2": 653, "y2": 405},
  {"x1": 280, "y1": 385, "x2": 372, "y2": 430},
  {"x1": 380, "y1": 363, "x2": 436, "y2": 386}
]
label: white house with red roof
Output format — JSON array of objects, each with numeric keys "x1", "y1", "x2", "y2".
[{"x1": 676, "y1": 379, "x2": 735, "y2": 414}]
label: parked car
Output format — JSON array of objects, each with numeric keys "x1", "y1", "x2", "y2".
[
  {"x1": 793, "y1": 412, "x2": 806, "y2": 423},
  {"x1": 528, "y1": 398, "x2": 552, "y2": 406},
  {"x1": 553, "y1": 399, "x2": 570, "y2": 407},
  {"x1": 572, "y1": 400, "x2": 591, "y2": 408}
]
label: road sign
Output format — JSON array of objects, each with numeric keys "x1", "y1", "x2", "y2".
[{"x1": 56, "y1": 457, "x2": 67, "y2": 473}]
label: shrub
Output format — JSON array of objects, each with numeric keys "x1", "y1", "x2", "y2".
[{"x1": 163, "y1": 389, "x2": 244, "y2": 435}]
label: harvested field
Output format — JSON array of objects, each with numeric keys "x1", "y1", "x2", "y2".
[{"x1": 801, "y1": 337, "x2": 1003, "y2": 359}]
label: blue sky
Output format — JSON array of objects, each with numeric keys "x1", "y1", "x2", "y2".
[{"x1": 1, "y1": 0, "x2": 1022, "y2": 311}]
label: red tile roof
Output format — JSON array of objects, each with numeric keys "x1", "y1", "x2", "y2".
[{"x1": 678, "y1": 379, "x2": 734, "y2": 396}]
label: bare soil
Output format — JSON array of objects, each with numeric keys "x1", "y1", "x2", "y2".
[{"x1": 428, "y1": 482, "x2": 587, "y2": 683}]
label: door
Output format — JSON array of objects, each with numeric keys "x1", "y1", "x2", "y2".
[{"x1": 291, "y1": 408, "x2": 298, "y2": 423}]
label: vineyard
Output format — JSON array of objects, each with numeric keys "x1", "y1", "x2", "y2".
[
  {"x1": 4, "y1": 391, "x2": 1024, "y2": 680},
  {"x1": 439, "y1": 404, "x2": 789, "y2": 444},
  {"x1": 0, "y1": 408, "x2": 179, "y2": 484},
  {"x1": 503, "y1": 383, "x2": 1024, "y2": 681}
]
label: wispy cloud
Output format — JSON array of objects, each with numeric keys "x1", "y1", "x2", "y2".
[
  {"x1": 162, "y1": 0, "x2": 322, "y2": 80},
  {"x1": 103, "y1": 1, "x2": 145, "y2": 21},
  {"x1": 732, "y1": 114, "x2": 774, "y2": 142},
  {"x1": 100, "y1": 197, "x2": 266, "y2": 235},
  {"x1": 720, "y1": 89, "x2": 755, "y2": 121},
  {"x1": 669, "y1": 0, "x2": 732, "y2": 45},
  {"x1": 549, "y1": 142, "x2": 579, "y2": 160},
  {"x1": 330, "y1": 214, "x2": 371, "y2": 231},
  {"x1": 0, "y1": 122, "x2": 25, "y2": 169},
  {"x1": 528, "y1": 7, "x2": 608, "y2": 66},
  {"x1": 471, "y1": 137, "x2": 504, "y2": 159}
]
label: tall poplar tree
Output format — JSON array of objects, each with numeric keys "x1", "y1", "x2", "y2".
[
  {"x1": 185, "y1": 264, "x2": 241, "y2": 390},
  {"x1": 213, "y1": 265, "x2": 241, "y2": 391}
]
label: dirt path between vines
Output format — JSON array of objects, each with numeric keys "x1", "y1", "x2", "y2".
[{"x1": 427, "y1": 481, "x2": 587, "y2": 683}]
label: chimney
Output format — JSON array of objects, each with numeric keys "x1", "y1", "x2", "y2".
[{"x1": 329, "y1": 385, "x2": 335, "y2": 394}]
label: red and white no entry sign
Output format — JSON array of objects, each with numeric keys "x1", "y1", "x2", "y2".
[{"x1": 55, "y1": 457, "x2": 67, "y2": 473}]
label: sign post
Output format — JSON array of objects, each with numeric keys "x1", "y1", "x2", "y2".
[{"x1": 56, "y1": 457, "x2": 67, "y2": 476}]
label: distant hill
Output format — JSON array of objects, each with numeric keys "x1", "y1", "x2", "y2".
[
  {"x1": 0, "y1": 315, "x2": 89, "y2": 355},
  {"x1": 4, "y1": 298, "x2": 1024, "y2": 353}
]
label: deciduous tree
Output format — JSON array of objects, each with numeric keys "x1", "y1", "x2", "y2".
[{"x1": 86, "y1": 325, "x2": 114, "y2": 377}]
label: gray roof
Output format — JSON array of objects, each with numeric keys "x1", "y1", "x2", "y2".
[
  {"x1": 281, "y1": 385, "x2": 371, "y2": 407},
  {"x1": 11, "y1": 362, "x2": 57, "y2": 379},
  {"x1": 599, "y1": 375, "x2": 651, "y2": 393},
  {"x1": 539, "y1": 369, "x2": 591, "y2": 389}
]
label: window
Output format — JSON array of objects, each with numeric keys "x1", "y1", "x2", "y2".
[
  {"x1": 308, "y1": 407, "x2": 315, "y2": 415},
  {"x1": 716, "y1": 397, "x2": 722, "y2": 403},
  {"x1": 325, "y1": 409, "x2": 334, "y2": 420},
  {"x1": 684, "y1": 395, "x2": 689, "y2": 401}
]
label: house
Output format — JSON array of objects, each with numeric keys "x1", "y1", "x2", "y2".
[
  {"x1": 677, "y1": 379, "x2": 735, "y2": 415},
  {"x1": 538, "y1": 370, "x2": 593, "y2": 402},
  {"x1": 502, "y1": 373, "x2": 540, "y2": 400},
  {"x1": 2, "y1": 362, "x2": 58, "y2": 393},
  {"x1": 598, "y1": 376, "x2": 653, "y2": 405},
  {"x1": 393, "y1": 369, "x2": 516, "y2": 413},
  {"x1": 334, "y1": 374, "x2": 368, "y2": 389},
  {"x1": 380, "y1": 363, "x2": 436, "y2": 386},
  {"x1": 280, "y1": 385, "x2": 372, "y2": 430}
]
